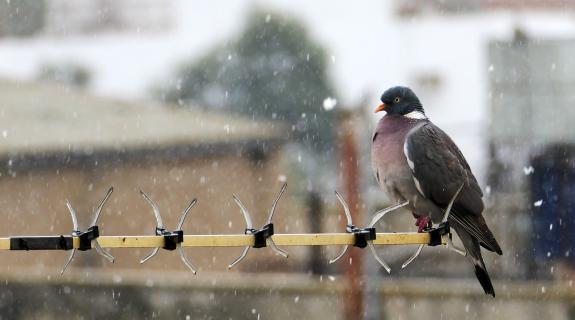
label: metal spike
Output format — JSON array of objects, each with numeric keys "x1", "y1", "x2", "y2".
[
  {"x1": 232, "y1": 195, "x2": 253, "y2": 230},
  {"x1": 60, "y1": 249, "x2": 76, "y2": 275},
  {"x1": 139, "y1": 190, "x2": 163, "y2": 264},
  {"x1": 176, "y1": 198, "x2": 199, "y2": 273},
  {"x1": 140, "y1": 190, "x2": 164, "y2": 229},
  {"x1": 441, "y1": 184, "x2": 464, "y2": 223},
  {"x1": 269, "y1": 238, "x2": 288, "y2": 258},
  {"x1": 140, "y1": 247, "x2": 160, "y2": 264},
  {"x1": 447, "y1": 236, "x2": 467, "y2": 256},
  {"x1": 94, "y1": 240, "x2": 115, "y2": 263},
  {"x1": 400, "y1": 186, "x2": 465, "y2": 268},
  {"x1": 266, "y1": 184, "x2": 288, "y2": 257},
  {"x1": 65, "y1": 200, "x2": 79, "y2": 231},
  {"x1": 401, "y1": 244, "x2": 424, "y2": 269},
  {"x1": 368, "y1": 242, "x2": 391, "y2": 273},
  {"x1": 267, "y1": 182, "x2": 287, "y2": 224},
  {"x1": 334, "y1": 191, "x2": 352, "y2": 225},
  {"x1": 228, "y1": 246, "x2": 250, "y2": 269},
  {"x1": 329, "y1": 192, "x2": 352, "y2": 264},
  {"x1": 329, "y1": 245, "x2": 349, "y2": 264},
  {"x1": 368, "y1": 201, "x2": 409, "y2": 228},
  {"x1": 178, "y1": 198, "x2": 197, "y2": 230},
  {"x1": 91, "y1": 187, "x2": 114, "y2": 227},
  {"x1": 178, "y1": 244, "x2": 197, "y2": 274}
]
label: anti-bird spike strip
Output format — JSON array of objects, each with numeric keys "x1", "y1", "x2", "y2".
[
  {"x1": 0, "y1": 184, "x2": 449, "y2": 274},
  {"x1": 138, "y1": 190, "x2": 198, "y2": 274}
]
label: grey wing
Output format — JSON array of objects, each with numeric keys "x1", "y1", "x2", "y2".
[
  {"x1": 404, "y1": 122, "x2": 502, "y2": 254},
  {"x1": 403, "y1": 122, "x2": 484, "y2": 215}
]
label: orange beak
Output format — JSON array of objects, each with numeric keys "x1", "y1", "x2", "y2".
[{"x1": 374, "y1": 103, "x2": 386, "y2": 113}]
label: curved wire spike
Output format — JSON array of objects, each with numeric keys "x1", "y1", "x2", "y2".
[
  {"x1": 91, "y1": 187, "x2": 114, "y2": 227},
  {"x1": 329, "y1": 191, "x2": 352, "y2": 264},
  {"x1": 94, "y1": 240, "x2": 115, "y2": 263},
  {"x1": 368, "y1": 242, "x2": 391, "y2": 273},
  {"x1": 269, "y1": 238, "x2": 289, "y2": 258},
  {"x1": 267, "y1": 182, "x2": 287, "y2": 224},
  {"x1": 60, "y1": 249, "x2": 76, "y2": 275},
  {"x1": 139, "y1": 190, "x2": 163, "y2": 264},
  {"x1": 140, "y1": 190, "x2": 164, "y2": 229},
  {"x1": 228, "y1": 195, "x2": 253, "y2": 269},
  {"x1": 401, "y1": 244, "x2": 424, "y2": 269},
  {"x1": 232, "y1": 195, "x2": 253, "y2": 230},
  {"x1": 368, "y1": 201, "x2": 410, "y2": 228},
  {"x1": 140, "y1": 247, "x2": 160, "y2": 264},
  {"x1": 447, "y1": 236, "x2": 467, "y2": 256},
  {"x1": 328, "y1": 245, "x2": 349, "y2": 264},
  {"x1": 177, "y1": 198, "x2": 199, "y2": 273},
  {"x1": 65, "y1": 200, "x2": 79, "y2": 231},
  {"x1": 178, "y1": 244, "x2": 197, "y2": 274},
  {"x1": 334, "y1": 191, "x2": 352, "y2": 225},
  {"x1": 399, "y1": 185, "x2": 466, "y2": 268},
  {"x1": 441, "y1": 184, "x2": 466, "y2": 256},
  {"x1": 228, "y1": 246, "x2": 250, "y2": 269},
  {"x1": 266, "y1": 184, "x2": 289, "y2": 257},
  {"x1": 441, "y1": 183, "x2": 464, "y2": 223},
  {"x1": 178, "y1": 198, "x2": 197, "y2": 230}
]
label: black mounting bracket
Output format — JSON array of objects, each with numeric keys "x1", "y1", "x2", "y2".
[
  {"x1": 425, "y1": 221, "x2": 450, "y2": 246},
  {"x1": 346, "y1": 224, "x2": 376, "y2": 249},
  {"x1": 155, "y1": 227, "x2": 184, "y2": 251},
  {"x1": 248, "y1": 223, "x2": 274, "y2": 248}
]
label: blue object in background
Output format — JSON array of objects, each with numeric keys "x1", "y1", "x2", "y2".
[{"x1": 531, "y1": 145, "x2": 575, "y2": 266}]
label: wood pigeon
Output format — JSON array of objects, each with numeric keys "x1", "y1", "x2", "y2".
[{"x1": 371, "y1": 86, "x2": 502, "y2": 296}]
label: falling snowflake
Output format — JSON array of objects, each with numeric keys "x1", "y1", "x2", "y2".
[
  {"x1": 323, "y1": 97, "x2": 337, "y2": 110},
  {"x1": 534, "y1": 200, "x2": 543, "y2": 207},
  {"x1": 523, "y1": 166, "x2": 534, "y2": 175}
]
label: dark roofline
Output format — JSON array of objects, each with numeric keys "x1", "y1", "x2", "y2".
[{"x1": 0, "y1": 138, "x2": 285, "y2": 173}]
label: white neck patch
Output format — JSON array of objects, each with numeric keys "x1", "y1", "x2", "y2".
[{"x1": 404, "y1": 111, "x2": 427, "y2": 120}]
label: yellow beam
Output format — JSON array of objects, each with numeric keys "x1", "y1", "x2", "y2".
[{"x1": 1, "y1": 232, "x2": 441, "y2": 250}]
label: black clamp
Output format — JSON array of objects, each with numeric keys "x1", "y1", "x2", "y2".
[
  {"x1": 155, "y1": 227, "x2": 184, "y2": 251},
  {"x1": 139, "y1": 191, "x2": 198, "y2": 274},
  {"x1": 60, "y1": 187, "x2": 116, "y2": 275},
  {"x1": 329, "y1": 191, "x2": 410, "y2": 274},
  {"x1": 77, "y1": 225, "x2": 100, "y2": 251},
  {"x1": 228, "y1": 183, "x2": 289, "y2": 269},
  {"x1": 248, "y1": 223, "x2": 274, "y2": 248},
  {"x1": 346, "y1": 224, "x2": 376, "y2": 249},
  {"x1": 424, "y1": 221, "x2": 450, "y2": 247}
]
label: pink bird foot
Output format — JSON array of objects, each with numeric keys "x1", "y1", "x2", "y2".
[{"x1": 415, "y1": 216, "x2": 432, "y2": 233}]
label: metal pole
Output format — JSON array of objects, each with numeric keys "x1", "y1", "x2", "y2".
[{"x1": 339, "y1": 111, "x2": 364, "y2": 320}]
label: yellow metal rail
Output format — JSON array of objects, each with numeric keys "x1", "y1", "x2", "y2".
[{"x1": 0, "y1": 232, "x2": 438, "y2": 250}]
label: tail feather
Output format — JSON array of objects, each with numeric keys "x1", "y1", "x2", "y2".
[
  {"x1": 453, "y1": 224, "x2": 495, "y2": 297},
  {"x1": 450, "y1": 210, "x2": 502, "y2": 255},
  {"x1": 474, "y1": 264, "x2": 495, "y2": 297}
]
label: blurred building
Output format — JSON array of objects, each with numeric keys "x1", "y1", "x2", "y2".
[
  {"x1": 488, "y1": 37, "x2": 575, "y2": 279},
  {"x1": 0, "y1": 79, "x2": 307, "y2": 274}
]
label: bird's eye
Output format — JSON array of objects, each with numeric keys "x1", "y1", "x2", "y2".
[{"x1": 394, "y1": 97, "x2": 401, "y2": 103}]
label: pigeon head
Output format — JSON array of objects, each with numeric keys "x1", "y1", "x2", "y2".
[{"x1": 374, "y1": 86, "x2": 424, "y2": 116}]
